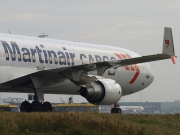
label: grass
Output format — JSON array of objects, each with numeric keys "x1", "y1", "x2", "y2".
[{"x1": 0, "y1": 112, "x2": 179, "y2": 135}]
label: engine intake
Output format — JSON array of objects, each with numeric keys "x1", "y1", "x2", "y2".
[{"x1": 80, "y1": 79, "x2": 122, "y2": 105}]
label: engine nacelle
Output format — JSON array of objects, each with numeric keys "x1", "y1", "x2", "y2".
[{"x1": 80, "y1": 79, "x2": 122, "y2": 105}]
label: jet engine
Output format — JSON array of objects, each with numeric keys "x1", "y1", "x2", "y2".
[{"x1": 80, "y1": 78, "x2": 122, "y2": 105}]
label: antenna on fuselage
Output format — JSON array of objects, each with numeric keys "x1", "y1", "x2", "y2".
[
  {"x1": 9, "y1": 30, "x2": 11, "y2": 34},
  {"x1": 38, "y1": 33, "x2": 48, "y2": 38}
]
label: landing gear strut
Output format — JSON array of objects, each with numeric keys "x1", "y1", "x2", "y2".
[
  {"x1": 20, "y1": 77, "x2": 52, "y2": 112},
  {"x1": 111, "y1": 103, "x2": 122, "y2": 114}
]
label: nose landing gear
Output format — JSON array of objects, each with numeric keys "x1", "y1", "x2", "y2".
[{"x1": 111, "y1": 103, "x2": 122, "y2": 114}]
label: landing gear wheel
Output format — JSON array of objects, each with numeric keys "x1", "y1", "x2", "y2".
[
  {"x1": 20, "y1": 101, "x2": 31, "y2": 112},
  {"x1": 111, "y1": 108, "x2": 122, "y2": 114},
  {"x1": 116, "y1": 108, "x2": 122, "y2": 114},
  {"x1": 43, "y1": 102, "x2": 52, "y2": 112},
  {"x1": 111, "y1": 108, "x2": 116, "y2": 113},
  {"x1": 31, "y1": 101, "x2": 43, "y2": 112}
]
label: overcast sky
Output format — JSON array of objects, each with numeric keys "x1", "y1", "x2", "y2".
[{"x1": 0, "y1": 0, "x2": 179, "y2": 103}]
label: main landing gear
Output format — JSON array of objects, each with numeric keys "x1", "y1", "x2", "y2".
[
  {"x1": 20, "y1": 77, "x2": 52, "y2": 112},
  {"x1": 111, "y1": 103, "x2": 122, "y2": 114},
  {"x1": 20, "y1": 100, "x2": 52, "y2": 112}
]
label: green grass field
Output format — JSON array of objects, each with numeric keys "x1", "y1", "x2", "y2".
[{"x1": 0, "y1": 112, "x2": 179, "y2": 135}]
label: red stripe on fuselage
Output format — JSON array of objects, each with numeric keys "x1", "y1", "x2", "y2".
[
  {"x1": 114, "y1": 52, "x2": 140, "y2": 84},
  {"x1": 114, "y1": 53, "x2": 130, "y2": 70},
  {"x1": 114, "y1": 53, "x2": 123, "y2": 59},
  {"x1": 129, "y1": 68, "x2": 140, "y2": 84}
]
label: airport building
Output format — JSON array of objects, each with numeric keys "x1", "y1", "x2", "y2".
[{"x1": 119, "y1": 100, "x2": 180, "y2": 114}]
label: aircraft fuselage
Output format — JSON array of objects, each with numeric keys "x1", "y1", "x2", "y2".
[{"x1": 0, "y1": 33, "x2": 154, "y2": 96}]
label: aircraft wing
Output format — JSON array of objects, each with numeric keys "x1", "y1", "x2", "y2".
[
  {"x1": 59, "y1": 28, "x2": 176, "y2": 85},
  {"x1": 108, "y1": 53, "x2": 176, "y2": 68}
]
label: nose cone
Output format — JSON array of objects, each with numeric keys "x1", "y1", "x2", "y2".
[
  {"x1": 150, "y1": 69, "x2": 154, "y2": 83},
  {"x1": 146, "y1": 63, "x2": 154, "y2": 84},
  {"x1": 144, "y1": 63, "x2": 154, "y2": 89}
]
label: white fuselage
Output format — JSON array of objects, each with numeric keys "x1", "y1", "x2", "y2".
[
  {"x1": 0, "y1": 33, "x2": 154, "y2": 96},
  {"x1": 120, "y1": 106, "x2": 144, "y2": 112}
]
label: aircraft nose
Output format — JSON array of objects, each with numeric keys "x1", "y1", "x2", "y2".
[
  {"x1": 150, "y1": 69, "x2": 154, "y2": 82},
  {"x1": 145, "y1": 64, "x2": 154, "y2": 86}
]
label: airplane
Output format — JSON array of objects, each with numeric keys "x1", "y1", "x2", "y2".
[
  {"x1": 120, "y1": 106, "x2": 144, "y2": 113},
  {"x1": 107, "y1": 104, "x2": 144, "y2": 113},
  {"x1": 0, "y1": 27, "x2": 176, "y2": 113},
  {"x1": 110, "y1": 103, "x2": 144, "y2": 113},
  {"x1": 60, "y1": 96, "x2": 73, "y2": 104},
  {"x1": 60, "y1": 97, "x2": 66, "y2": 103}
]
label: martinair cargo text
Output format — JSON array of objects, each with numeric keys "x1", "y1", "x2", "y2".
[{"x1": 0, "y1": 27, "x2": 176, "y2": 113}]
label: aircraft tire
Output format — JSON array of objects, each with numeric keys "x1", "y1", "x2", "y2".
[
  {"x1": 43, "y1": 102, "x2": 52, "y2": 112},
  {"x1": 116, "y1": 108, "x2": 122, "y2": 114},
  {"x1": 20, "y1": 101, "x2": 31, "y2": 112},
  {"x1": 31, "y1": 101, "x2": 43, "y2": 112},
  {"x1": 111, "y1": 108, "x2": 116, "y2": 113}
]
